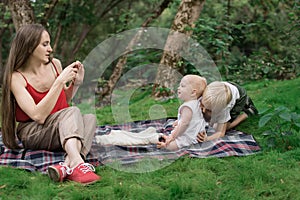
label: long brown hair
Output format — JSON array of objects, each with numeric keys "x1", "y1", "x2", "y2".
[{"x1": 1, "y1": 24, "x2": 46, "y2": 149}]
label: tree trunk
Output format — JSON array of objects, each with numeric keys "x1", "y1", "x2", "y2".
[
  {"x1": 97, "y1": 0, "x2": 173, "y2": 107},
  {"x1": 67, "y1": 24, "x2": 92, "y2": 64},
  {"x1": 0, "y1": 2, "x2": 13, "y2": 82},
  {"x1": 4, "y1": 0, "x2": 34, "y2": 84},
  {"x1": 154, "y1": 0, "x2": 205, "y2": 97},
  {"x1": 8, "y1": 0, "x2": 35, "y2": 30},
  {"x1": 0, "y1": 33, "x2": 3, "y2": 83}
]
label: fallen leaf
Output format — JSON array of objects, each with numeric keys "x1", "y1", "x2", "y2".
[
  {"x1": 0, "y1": 185, "x2": 6, "y2": 189},
  {"x1": 280, "y1": 179, "x2": 284, "y2": 184}
]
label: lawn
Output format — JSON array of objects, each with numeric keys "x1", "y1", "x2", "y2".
[{"x1": 0, "y1": 78, "x2": 299, "y2": 200}]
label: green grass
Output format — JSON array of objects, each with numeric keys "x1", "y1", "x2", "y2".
[
  {"x1": 1, "y1": 78, "x2": 299, "y2": 200},
  {"x1": 96, "y1": 86, "x2": 181, "y2": 125}
]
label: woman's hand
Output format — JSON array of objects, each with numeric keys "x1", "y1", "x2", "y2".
[
  {"x1": 72, "y1": 61, "x2": 84, "y2": 86},
  {"x1": 57, "y1": 61, "x2": 79, "y2": 86}
]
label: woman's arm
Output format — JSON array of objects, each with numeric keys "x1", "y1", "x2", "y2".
[{"x1": 64, "y1": 61, "x2": 84, "y2": 102}]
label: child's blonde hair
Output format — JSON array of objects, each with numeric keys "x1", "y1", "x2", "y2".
[
  {"x1": 185, "y1": 75, "x2": 207, "y2": 98},
  {"x1": 201, "y1": 81, "x2": 232, "y2": 112}
]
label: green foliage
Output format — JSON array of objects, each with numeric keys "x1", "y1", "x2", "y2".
[
  {"x1": 1, "y1": 0, "x2": 299, "y2": 85},
  {"x1": 259, "y1": 106, "x2": 300, "y2": 151},
  {"x1": 0, "y1": 3, "x2": 11, "y2": 28},
  {"x1": 191, "y1": 0, "x2": 299, "y2": 83}
]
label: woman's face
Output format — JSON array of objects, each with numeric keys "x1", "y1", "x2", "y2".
[{"x1": 31, "y1": 31, "x2": 52, "y2": 64}]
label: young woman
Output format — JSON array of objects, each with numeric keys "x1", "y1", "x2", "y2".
[{"x1": 1, "y1": 24, "x2": 100, "y2": 185}]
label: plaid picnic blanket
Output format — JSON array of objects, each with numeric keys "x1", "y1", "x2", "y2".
[{"x1": 0, "y1": 118, "x2": 261, "y2": 173}]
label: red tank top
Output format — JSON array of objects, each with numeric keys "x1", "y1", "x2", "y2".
[{"x1": 15, "y1": 61, "x2": 69, "y2": 122}]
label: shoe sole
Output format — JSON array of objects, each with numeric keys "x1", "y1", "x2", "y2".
[
  {"x1": 47, "y1": 166, "x2": 61, "y2": 182},
  {"x1": 85, "y1": 176, "x2": 101, "y2": 185},
  {"x1": 67, "y1": 176, "x2": 101, "y2": 186},
  {"x1": 80, "y1": 178, "x2": 101, "y2": 186}
]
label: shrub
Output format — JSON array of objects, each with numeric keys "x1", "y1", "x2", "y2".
[{"x1": 259, "y1": 106, "x2": 300, "y2": 151}]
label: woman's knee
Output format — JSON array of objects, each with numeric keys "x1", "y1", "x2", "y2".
[
  {"x1": 62, "y1": 106, "x2": 82, "y2": 121},
  {"x1": 67, "y1": 106, "x2": 81, "y2": 114},
  {"x1": 84, "y1": 114, "x2": 96, "y2": 125}
]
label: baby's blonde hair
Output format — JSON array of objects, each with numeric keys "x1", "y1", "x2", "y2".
[
  {"x1": 185, "y1": 75, "x2": 207, "y2": 98},
  {"x1": 201, "y1": 81, "x2": 232, "y2": 112}
]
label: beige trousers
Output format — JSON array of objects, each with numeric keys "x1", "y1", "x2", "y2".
[{"x1": 17, "y1": 106, "x2": 96, "y2": 157}]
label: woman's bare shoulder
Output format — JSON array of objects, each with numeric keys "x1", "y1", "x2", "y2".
[
  {"x1": 51, "y1": 58, "x2": 62, "y2": 71},
  {"x1": 11, "y1": 71, "x2": 26, "y2": 87}
]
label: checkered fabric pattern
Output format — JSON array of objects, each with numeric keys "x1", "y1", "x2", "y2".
[{"x1": 0, "y1": 118, "x2": 261, "y2": 173}]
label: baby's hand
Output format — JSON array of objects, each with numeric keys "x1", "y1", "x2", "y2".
[
  {"x1": 157, "y1": 135, "x2": 171, "y2": 149},
  {"x1": 197, "y1": 131, "x2": 207, "y2": 142},
  {"x1": 165, "y1": 135, "x2": 173, "y2": 145},
  {"x1": 159, "y1": 135, "x2": 166, "y2": 142},
  {"x1": 157, "y1": 141, "x2": 167, "y2": 149}
]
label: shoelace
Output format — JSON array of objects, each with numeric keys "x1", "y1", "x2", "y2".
[
  {"x1": 59, "y1": 162, "x2": 73, "y2": 175},
  {"x1": 78, "y1": 163, "x2": 96, "y2": 174}
]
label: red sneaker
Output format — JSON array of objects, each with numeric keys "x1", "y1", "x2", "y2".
[
  {"x1": 67, "y1": 163, "x2": 101, "y2": 185},
  {"x1": 48, "y1": 162, "x2": 72, "y2": 182}
]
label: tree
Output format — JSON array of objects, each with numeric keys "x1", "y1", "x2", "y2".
[
  {"x1": 1, "y1": 0, "x2": 33, "y2": 82},
  {"x1": 153, "y1": 0, "x2": 205, "y2": 97},
  {"x1": 96, "y1": 0, "x2": 173, "y2": 107},
  {"x1": 0, "y1": 0, "x2": 35, "y2": 83},
  {"x1": 8, "y1": 0, "x2": 35, "y2": 30},
  {"x1": 0, "y1": 0, "x2": 176, "y2": 86},
  {"x1": 0, "y1": 0, "x2": 12, "y2": 81},
  {"x1": 42, "y1": 0, "x2": 127, "y2": 65}
]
